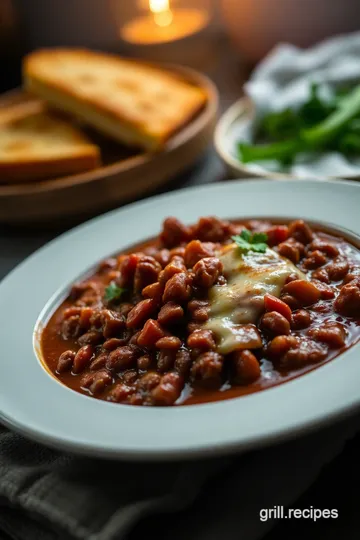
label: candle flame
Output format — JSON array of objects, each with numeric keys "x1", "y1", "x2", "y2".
[{"x1": 149, "y1": 0, "x2": 173, "y2": 27}]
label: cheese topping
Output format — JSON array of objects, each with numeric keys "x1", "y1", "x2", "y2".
[{"x1": 205, "y1": 244, "x2": 305, "y2": 354}]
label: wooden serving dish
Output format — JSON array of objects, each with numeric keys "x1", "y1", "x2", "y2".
[{"x1": 0, "y1": 64, "x2": 218, "y2": 225}]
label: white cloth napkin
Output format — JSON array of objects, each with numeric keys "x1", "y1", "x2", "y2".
[{"x1": 242, "y1": 31, "x2": 360, "y2": 178}]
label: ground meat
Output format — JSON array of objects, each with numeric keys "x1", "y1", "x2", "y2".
[
  {"x1": 190, "y1": 352, "x2": 224, "y2": 386},
  {"x1": 308, "y1": 322, "x2": 346, "y2": 348},
  {"x1": 334, "y1": 278, "x2": 360, "y2": 316},
  {"x1": 192, "y1": 257, "x2": 223, "y2": 288}
]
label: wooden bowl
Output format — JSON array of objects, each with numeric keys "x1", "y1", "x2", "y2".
[{"x1": 0, "y1": 64, "x2": 218, "y2": 225}]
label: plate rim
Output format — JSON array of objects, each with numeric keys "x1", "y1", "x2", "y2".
[
  {"x1": 214, "y1": 97, "x2": 360, "y2": 181},
  {"x1": 1, "y1": 178, "x2": 360, "y2": 461}
]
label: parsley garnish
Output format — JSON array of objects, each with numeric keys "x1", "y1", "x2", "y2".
[
  {"x1": 104, "y1": 282, "x2": 126, "y2": 302},
  {"x1": 232, "y1": 229, "x2": 268, "y2": 254}
]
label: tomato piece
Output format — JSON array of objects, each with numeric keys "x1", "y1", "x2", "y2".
[
  {"x1": 267, "y1": 225, "x2": 289, "y2": 246},
  {"x1": 264, "y1": 293, "x2": 292, "y2": 321}
]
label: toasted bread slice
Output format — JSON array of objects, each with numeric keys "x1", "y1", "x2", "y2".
[
  {"x1": 23, "y1": 49, "x2": 207, "y2": 151},
  {"x1": 0, "y1": 100, "x2": 100, "y2": 183}
]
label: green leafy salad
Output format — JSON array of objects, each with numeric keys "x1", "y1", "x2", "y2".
[{"x1": 238, "y1": 82, "x2": 360, "y2": 166}]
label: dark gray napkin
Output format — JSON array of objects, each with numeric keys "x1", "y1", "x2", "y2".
[{"x1": 0, "y1": 412, "x2": 359, "y2": 540}]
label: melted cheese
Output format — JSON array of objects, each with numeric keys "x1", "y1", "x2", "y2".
[{"x1": 205, "y1": 244, "x2": 305, "y2": 354}]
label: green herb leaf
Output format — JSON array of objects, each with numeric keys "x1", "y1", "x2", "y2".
[
  {"x1": 232, "y1": 230, "x2": 268, "y2": 254},
  {"x1": 240, "y1": 229, "x2": 252, "y2": 242},
  {"x1": 104, "y1": 282, "x2": 126, "y2": 302}
]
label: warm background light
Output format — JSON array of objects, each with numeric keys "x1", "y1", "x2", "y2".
[{"x1": 149, "y1": 0, "x2": 174, "y2": 27}]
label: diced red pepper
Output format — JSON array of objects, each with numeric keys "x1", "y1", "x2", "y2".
[
  {"x1": 267, "y1": 225, "x2": 289, "y2": 246},
  {"x1": 264, "y1": 293, "x2": 292, "y2": 322}
]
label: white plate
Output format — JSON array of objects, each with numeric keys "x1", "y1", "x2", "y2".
[
  {"x1": 1, "y1": 179, "x2": 360, "y2": 461},
  {"x1": 215, "y1": 98, "x2": 360, "y2": 181}
]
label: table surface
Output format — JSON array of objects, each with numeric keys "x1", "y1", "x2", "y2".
[{"x1": 0, "y1": 35, "x2": 358, "y2": 539}]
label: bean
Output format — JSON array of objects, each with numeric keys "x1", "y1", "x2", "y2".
[
  {"x1": 261, "y1": 311, "x2": 290, "y2": 336},
  {"x1": 232, "y1": 350, "x2": 261, "y2": 384},
  {"x1": 57, "y1": 350, "x2": 75, "y2": 373},
  {"x1": 73, "y1": 345, "x2": 94, "y2": 373}
]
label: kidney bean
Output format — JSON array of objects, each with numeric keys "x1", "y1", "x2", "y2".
[
  {"x1": 169, "y1": 247, "x2": 186, "y2": 259},
  {"x1": 187, "y1": 299, "x2": 210, "y2": 323},
  {"x1": 184, "y1": 240, "x2": 216, "y2": 268},
  {"x1": 278, "y1": 240, "x2": 304, "y2": 264},
  {"x1": 118, "y1": 303, "x2": 134, "y2": 317},
  {"x1": 117, "y1": 254, "x2": 141, "y2": 287},
  {"x1": 303, "y1": 250, "x2": 327, "y2": 270},
  {"x1": 73, "y1": 345, "x2": 94, "y2": 373},
  {"x1": 261, "y1": 311, "x2": 290, "y2": 336},
  {"x1": 88, "y1": 370, "x2": 113, "y2": 395},
  {"x1": 106, "y1": 345, "x2": 140, "y2": 372},
  {"x1": 154, "y1": 249, "x2": 170, "y2": 268},
  {"x1": 193, "y1": 257, "x2": 223, "y2": 288},
  {"x1": 280, "y1": 294, "x2": 300, "y2": 310},
  {"x1": 137, "y1": 319, "x2": 167, "y2": 348},
  {"x1": 90, "y1": 352, "x2": 109, "y2": 371},
  {"x1": 282, "y1": 280, "x2": 320, "y2": 306},
  {"x1": 334, "y1": 278, "x2": 360, "y2": 316},
  {"x1": 78, "y1": 307, "x2": 94, "y2": 330},
  {"x1": 159, "y1": 257, "x2": 187, "y2": 284},
  {"x1": 288, "y1": 219, "x2": 313, "y2": 244},
  {"x1": 187, "y1": 329, "x2": 216, "y2": 350},
  {"x1": 126, "y1": 299, "x2": 157, "y2": 329},
  {"x1": 232, "y1": 350, "x2": 261, "y2": 384},
  {"x1": 122, "y1": 370, "x2": 138, "y2": 385},
  {"x1": 137, "y1": 354, "x2": 153, "y2": 371},
  {"x1": 160, "y1": 217, "x2": 191, "y2": 247},
  {"x1": 187, "y1": 322, "x2": 202, "y2": 334},
  {"x1": 308, "y1": 322, "x2": 346, "y2": 348},
  {"x1": 163, "y1": 272, "x2": 192, "y2": 304},
  {"x1": 142, "y1": 282, "x2": 164, "y2": 302},
  {"x1": 344, "y1": 270, "x2": 360, "y2": 284},
  {"x1": 174, "y1": 349, "x2": 192, "y2": 375},
  {"x1": 156, "y1": 336, "x2": 182, "y2": 350},
  {"x1": 102, "y1": 311, "x2": 126, "y2": 339},
  {"x1": 267, "y1": 335, "x2": 298, "y2": 362},
  {"x1": 291, "y1": 309, "x2": 311, "y2": 330},
  {"x1": 266, "y1": 225, "x2": 289, "y2": 246},
  {"x1": 308, "y1": 239, "x2": 339, "y2": 258},
  {"x1": 312, "y1": 267, "x2": 330, "y2": 283},
  {"x1": 326, "y1": 257, "x2": 349, "y2": 282},
  {"x1": 56, "y1": 350, "x2": 75, "y2": 373},
  {"x1": 129, "y1": 393, "x2": 144, "y2": 405},
  {"x1": 158, "y1": 302, "x2": 184, "y2": 326},
  {"x1": 103, "y1": 338, "x2": 127, "y2": 351},
  {"x1": 157, "y1": 350, "x2": 176, "y2": 372},
  {"x1": 150, "y1": 372, "x2": 184, "y2": 405},
  {"x1": 190, "y1": 352, "x2": 224, "y2": 386},
  {"x1": 192, "y1": 216, "x2": 229, "y2": 242},
  {"x1": 128, "y1": 331, "x2": 140, "y2": 345},
  {"x1": 134, "y1": 256, "x2": 162, "y2": 292},
  {"x1": 110, "y1": 383, "x2": 135, "y2": 403},
  {"x1": 311, "y1": 280, "x2": 335, "y2": 300},
  {"x1": 137, "y1": 372, "x2": 161, "y2": 391},
  {"x1": 285, "y1": 273, "x2": 301, "y2": 284},
  {"x1": 61, "y1": 315, "x2": 80, "y2": 340},
  {"x1": 78, "y1": 330, "x2": 103, "y2": 346}
]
